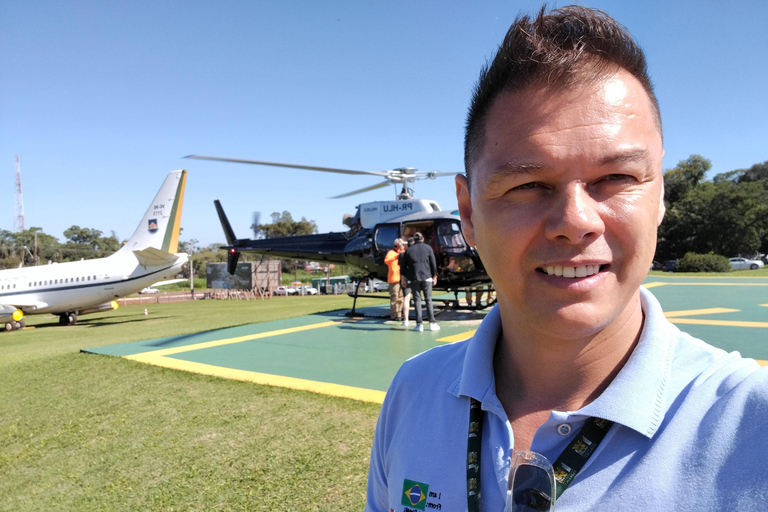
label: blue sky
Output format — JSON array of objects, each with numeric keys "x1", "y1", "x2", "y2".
[{"x1": 2, "y1": 1, "x2": 766, "y2": 248}]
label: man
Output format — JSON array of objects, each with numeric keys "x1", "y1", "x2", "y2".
[
  {"x1": 366, "y1": 6, "x2": 768, "y2": 512},
  {"x1": 384, "y1": 239, "x2": 405, "y2": 321},
  {"x1": 398, "y1": 238, "x2": 413, "y2": 326},
  {"x1": 400, "y1": 232, "x2": 439, "y2": 332}
]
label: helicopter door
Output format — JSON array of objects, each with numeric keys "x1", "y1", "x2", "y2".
[{"x1": 372, "y1": 224, "x2": 400, "y2": 263}]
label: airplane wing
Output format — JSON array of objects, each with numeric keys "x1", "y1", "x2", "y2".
[
  {"x1": 151, "y1": 278, "x2": 188, "y2": 287},
  {"x1": 133, "y1": 247, "x2": 181, "y2": 267}
]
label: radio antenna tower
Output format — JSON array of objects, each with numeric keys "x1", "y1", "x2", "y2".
[{"x1": 14, "y1": 155, "x2": 25, "y2": 232}]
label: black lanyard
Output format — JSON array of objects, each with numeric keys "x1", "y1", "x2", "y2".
[{"x1": 467, "y1": 398, "x2": 613, "y2": 511}]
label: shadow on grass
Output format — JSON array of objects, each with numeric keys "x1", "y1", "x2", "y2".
[{"x1": 31, "y1": 315, "x2": 174, "y2": 330}]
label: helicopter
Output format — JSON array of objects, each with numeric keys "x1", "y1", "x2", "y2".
[{"x1": 188, "y1": 155, "x2": 494, "y2": 302}]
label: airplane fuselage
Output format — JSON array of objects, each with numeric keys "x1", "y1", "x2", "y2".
[{"x1": 0, "y1": 251, "x2": 188, "y2": 315}]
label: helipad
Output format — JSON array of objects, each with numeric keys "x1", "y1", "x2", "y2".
[{"x1": 84, "y1": 276, "x2": 768, "y2": 403}]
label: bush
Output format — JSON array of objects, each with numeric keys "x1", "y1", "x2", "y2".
[{"x1": 675, "y1": 252, "x2": 731, "y2": 273}]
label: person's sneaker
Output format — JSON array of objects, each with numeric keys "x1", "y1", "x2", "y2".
[
  {"x1": 430, "y1": 323, "x2": 440, "y2": 331},
  {"x1": 414, "y1": 324, "x2": 423, "y2": 332},
  {"x1": 402, "y1": 319, "x2": 410, "y2": 327}
]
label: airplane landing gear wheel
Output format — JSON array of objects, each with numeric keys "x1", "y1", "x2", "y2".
[
  {"x1": 59, "y1": 313, "x2": 77, "y2": 326},
  {"x1": 4, "y1": 322, "x2": 13, "y2": 331}
]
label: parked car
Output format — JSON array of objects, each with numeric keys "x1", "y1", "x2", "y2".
[
  {"x1": 663, "y1": 260, "x2": 677, "y2": 272},
  {"x1": 729, "y1": 257, "x2": 765, "y2": 271},
  {"x1": 296, "y1": 285, "x2": 318, "y2": 295},
  {"x1": 372, "y1": 279, "x2": 389, "y2": 292},
  {"x1": 274, "y1": 286, "x2": 297, "y2": 296}
]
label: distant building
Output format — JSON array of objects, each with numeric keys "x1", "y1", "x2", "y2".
[{"x1": 206, "y1": 260, "x2": 281, "y2": 293}]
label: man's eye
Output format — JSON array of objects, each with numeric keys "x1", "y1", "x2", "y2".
[
  {"x1": 514, "y1": 182, "x2": 539, "y2": 190},
  {"x1": 601, "y1": 174, "x2": 632, "y2": 182}
]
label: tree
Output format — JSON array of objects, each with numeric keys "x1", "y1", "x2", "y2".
[
  {"x1": 656, "y1": 156, "x2": 768, "y2": 261},
  {"x1": 259, "y1": 211, "x2": 318, "y2": 238},
  {"x1": 0, "y1": 227, "x2": 60, "y2": 267},
  {"x1": 663, "y1": 155, "x2": 711, "y2": 205},
  {"x1": 178, "y1": 238, "x2": 200, "y2": 254},
  {"x1": 61, "y1": 225, "x2": 121, "y2": 260},
  {"x1": 256, "y1": 211, "x2": 318, "y2": 274}
]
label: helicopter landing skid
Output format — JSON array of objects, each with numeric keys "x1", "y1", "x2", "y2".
[{"x1": 344, "y1": 284, "x2": 496, "y2": 317}]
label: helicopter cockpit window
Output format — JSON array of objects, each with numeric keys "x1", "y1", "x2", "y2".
[
  {"x1": 374, "y1": 225, "x2": 399, "y2": 252},
  {"x1": 437, "y1": 222, "x2": 466, "y2": 250}
]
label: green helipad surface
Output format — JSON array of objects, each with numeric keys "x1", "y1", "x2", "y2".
[{"x1": 84, "y1": 277, "x2": 768, "y2": 403}]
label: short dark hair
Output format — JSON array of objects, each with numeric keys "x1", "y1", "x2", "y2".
[{"x1": 464, "y1": 5, "x2": 661, "y2": 180}]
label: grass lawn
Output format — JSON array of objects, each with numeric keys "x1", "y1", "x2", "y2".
[{"x1": 0, "y1": 295, "x2": 386, "y2": 511}]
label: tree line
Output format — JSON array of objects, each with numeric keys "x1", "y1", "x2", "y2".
[
  {"x1": 0, "y1": 226, "x2": 121, "y2": 269},
  {"x1": 656, "y1": 156, "x2": 768, "y2": 262}
]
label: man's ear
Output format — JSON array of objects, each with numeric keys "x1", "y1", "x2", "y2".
[
  {"x1": 456, "y1": 174, "x2": 476, "y2": 247},
  {"x1": 657, "y1": 149, "x2": 666, "y2": 226}
]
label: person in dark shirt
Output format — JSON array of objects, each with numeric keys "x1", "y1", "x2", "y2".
[{"x1": 400, "y1": 232, "x2": 439, "y2": 331}]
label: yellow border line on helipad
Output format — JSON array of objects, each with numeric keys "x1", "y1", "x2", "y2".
[
  {"x1": 667, "y1": 318, "x2": 768, "y2": 328},
  {"x1": 126, "y1": 320, "x2": 342, "y2": 358},
  {"x1": 663, "y1": 308, "x2": 739, "y2": 318},
  {"x1": 122, "y1": 319, "x2": 390, "y2": 403},
  {"x1": 126, "y1": 353, "x2": 386, "y2": 404},
  {"x1": 437, "y1": 330, "x2": 477, "y2": 343}
]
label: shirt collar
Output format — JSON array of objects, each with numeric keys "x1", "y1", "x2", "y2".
[
  {"x1": 577, "y1": 287, "x2": 672, "y2": 438},
  {"x1": 450, "y1": 287, "x2": 673, "y2": 438}
]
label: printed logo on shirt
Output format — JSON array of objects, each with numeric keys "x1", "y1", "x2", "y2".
[{"x1": 401, "y1": 479, "x2": 429, "y2": 510}]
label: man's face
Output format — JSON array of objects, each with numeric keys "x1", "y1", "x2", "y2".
[{"x1": 456, "y1": 70, "x2": 665, "y2": 340}]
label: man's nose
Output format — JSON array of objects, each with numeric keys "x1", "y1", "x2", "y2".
[{"x1": 543, "y1": 183, "x2": 604, "y2": 243}]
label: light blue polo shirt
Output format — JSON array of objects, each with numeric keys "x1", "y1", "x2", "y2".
[{"x1": 366, "y1": 287, "x2": 768, "y2": 511}]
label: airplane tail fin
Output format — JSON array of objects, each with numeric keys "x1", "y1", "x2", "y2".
[{"x1": 118, "y1": 170, "x2": 187, "y2": 254}]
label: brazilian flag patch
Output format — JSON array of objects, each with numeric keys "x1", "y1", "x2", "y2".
[{"x1": 401, "y1": 479, "x2": 429, "y2": 511}]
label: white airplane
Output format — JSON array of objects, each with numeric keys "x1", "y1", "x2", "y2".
[{"x1": 0, "y1": 170, "x2": 189, "y2": 331}]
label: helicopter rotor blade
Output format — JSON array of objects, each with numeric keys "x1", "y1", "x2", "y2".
[
  {"x1": 330, "y1": 181, "x2": 391, "y2": 199},
  {"x1": 419, "y1": 171, "x2": 458, "y2": 179},
  {"x1": 185, "y1": 155, "x2": 390, "y2": 178}
]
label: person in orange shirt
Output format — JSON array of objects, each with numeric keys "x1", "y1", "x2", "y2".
[{"x1": 384, "y1": 239, "x2": 405, "y2": 321}]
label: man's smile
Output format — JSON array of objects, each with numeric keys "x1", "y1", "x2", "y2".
[{"x1": 537, "y1": 264, "x2": 608, "y2": 278}]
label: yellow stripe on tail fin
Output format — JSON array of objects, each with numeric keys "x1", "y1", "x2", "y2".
[{"x1": 162, "y1": 169, "x2": 186, "y2": 253}]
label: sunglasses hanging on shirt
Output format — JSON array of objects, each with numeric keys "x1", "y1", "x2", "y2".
[{"x1": 466, "y1": 398, "x2": 614, "y2": 512}]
